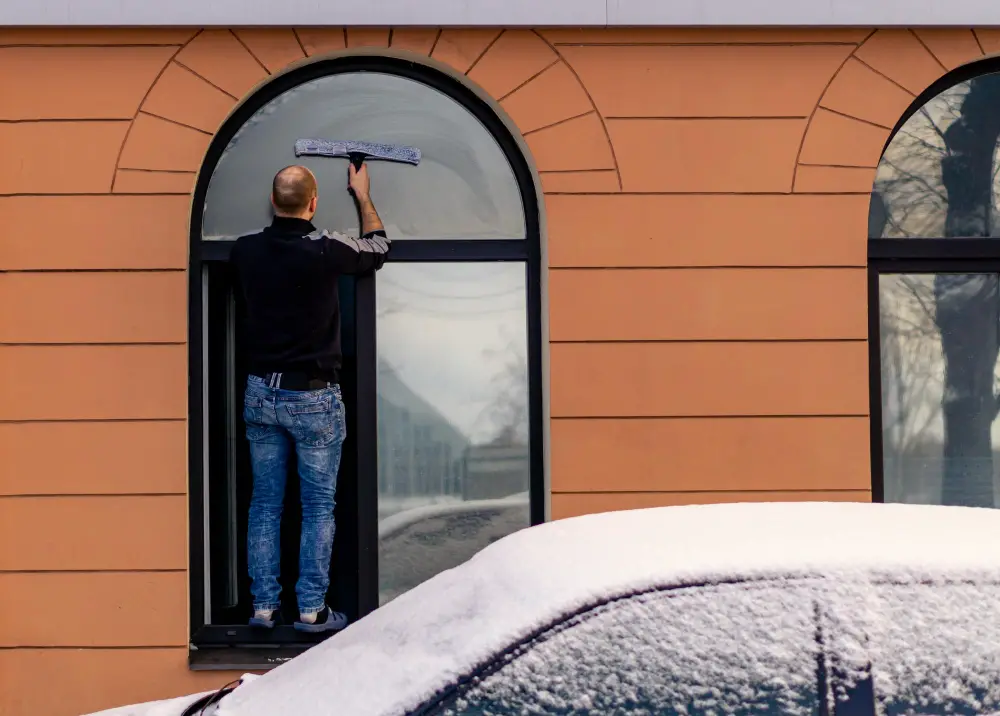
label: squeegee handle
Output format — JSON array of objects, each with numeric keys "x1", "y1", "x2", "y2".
[{"x1": 349, "y1": 152, "x2": 366, "y2": 172}]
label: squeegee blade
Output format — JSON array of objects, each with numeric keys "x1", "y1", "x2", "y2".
[
  {"x1": 294, "y1": 138, "x2": 421, "y2": 166},
  {"x1": 294, "y1": 138, "x2": 348, "y2": 157}
]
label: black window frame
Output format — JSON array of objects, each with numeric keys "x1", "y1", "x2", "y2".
[
  {"x1": 869, "y1": 58, "x2": 1000, "y2": 505},
  {"x1": 187, "y1": 55, "x2": 545, "y2": 660}
]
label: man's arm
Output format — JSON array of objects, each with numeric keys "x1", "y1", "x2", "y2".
[
  {"x1": 357, "y1": 194, "x2": 384, "y2": 236},
  {"x1": 321, "y1": 163, "x2": 390, "y2": 275}
]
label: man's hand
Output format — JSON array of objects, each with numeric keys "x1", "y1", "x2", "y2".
[{"x1": 348, "y1": 163, "x2": 370, "y2": 201}]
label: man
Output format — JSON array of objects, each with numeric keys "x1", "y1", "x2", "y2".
[{"x1": 230, "y1": 163, "x2": 389, "y2": 632}]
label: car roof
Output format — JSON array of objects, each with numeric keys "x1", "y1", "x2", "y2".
[{"x1": 217, "y1": 501, "x2": 1000, "y2": 716}]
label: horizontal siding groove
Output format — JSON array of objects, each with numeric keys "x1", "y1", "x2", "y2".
[
  {"x1": 552, "y1": 489, "x2": 869, "y2": 495},
  {"x1": 0, "y1": 192, "x2": 190, "y2": 198},
  {"x1": 0, "y1": 569, "x2": 185, "y2": 574},
  {"x1": 115, "y1": 168, "x2": 197, "y2": 176},
  {"x1": 552, "y1": 414, "x2": 869, "y2": 420},
  {"x1": 8, "y1": 118, "x2": 130, "y2": 126},
  {"x1": 0, "y1": 44, "x2": 184, "y2": 48},
  {"x1": 549, "y1": 338, "x2": 868, "y2": 344},
  {"x1": 547, "y1": 265, "x2": 865, "y2": 270},
  {"x1": 798, "y1": 162, "x2": 879, "y2": 169},
  {"x1": 0, "y1": 417, "x2": 185, "y2": 424},
  {"x1": 0, "y1": 268, "x2": 186, "y2": 273},
  {"x1": 0, "y1": 342, "x2": 186, "y2": 347},
  {"x1": 0, "y1": 117, "x2": 135, "y2": 124},
  {"x1": 0, "y1": 646, "x2": 183, "y2": 652},
  {"x1": 549, "y1": 414, "x2": 870, "y2": 420},
  {"x1": 538, "y1": 168, "x2": 613, "y2": 174},
  {"x1": 5, "y1": 643, "x2": 187, "y2": 649},
  {"x1": 0, "y1": 493, "x2": 185, "y2": 499},
  {"x1": 0, "y1": 645, "x2": 181, "y2": 651}
]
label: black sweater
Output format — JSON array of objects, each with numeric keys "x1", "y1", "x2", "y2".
[{"x1": 230, "y1": 216, "x2": 390, "y2": 383}]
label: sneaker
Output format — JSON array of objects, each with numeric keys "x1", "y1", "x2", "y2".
[
  {"x1": 294, "y1": 605, "x2": 348, "y2": 633},
  {"x1": 249, "y1": 608, "x2": 284, "y2": 629}
]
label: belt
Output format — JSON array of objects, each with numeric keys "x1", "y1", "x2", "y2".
[{"x1": 254, "y1": 372, "x2": 332, "y2": 391}]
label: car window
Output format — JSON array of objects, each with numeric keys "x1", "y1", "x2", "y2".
[
  {"x1": 421, "y1": 581, "x2": 823, "y2": 715},
  {"x1": 863, "y1": 582, "x2": 1000, "y2": 715}
]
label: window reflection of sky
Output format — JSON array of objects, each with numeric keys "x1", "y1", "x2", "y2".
[
  {"x1": 202, "y1": 72, "x2": 525, "y2": 241},
  {"x1": 376, "y1": 263, "x2": 528, "y2": 446}
]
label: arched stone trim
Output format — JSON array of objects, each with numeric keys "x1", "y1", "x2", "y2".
[
  {"x1": 113, "y1": 28, "x2": 618, "y2": 195},
  {"x1": 793, "y1": 28, "x2": 993, "y2": 195}
]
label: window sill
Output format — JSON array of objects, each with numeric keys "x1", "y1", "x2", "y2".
[
  {"x1": 189, "y1": 625, "x2": 335, "y2": 671},
  {"x1": 189, "y1": 644, "x2": 313, "y2": 671}
]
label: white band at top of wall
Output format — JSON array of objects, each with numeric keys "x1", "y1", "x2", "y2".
[{"x1": 5, "y1": 0, "x2": 1000, "y2": 27}]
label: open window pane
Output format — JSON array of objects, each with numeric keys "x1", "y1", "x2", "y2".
[
  {"x1": 871, "y1": 72, "x2": 1000, "y2": 239},
  {"x1": 201, "y1": 72, "x2": 525, "y2": 241},
  {"x1": 203, "y1": 262, "x2": 363, "y2": 630},
  {"x1": 376, "y1": 262, "x2": 530, "y2": 605},
  {"x1": 879, "y1": 273, "x2": 1000, "y2": 507}
]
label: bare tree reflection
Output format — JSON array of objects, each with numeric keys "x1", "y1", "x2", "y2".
[
  {"x1": 479, "y1": 339, "x2": 529, "y2": 447},
  {"x1": 876, "y1": 74, "x2": 1000, "y2": 507}
]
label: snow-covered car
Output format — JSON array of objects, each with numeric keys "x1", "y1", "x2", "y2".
[{"x1": 91, "y1": 501, "x2": 1000, "y2": 716}]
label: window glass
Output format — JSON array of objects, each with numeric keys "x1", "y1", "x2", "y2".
[
  {"x1": 201, "y1": 72, "x2": 525, "y2": 241},
  {"x1": 428, "y1": 582, "x2": 821, "y2": 715},
  {"x1": 376, "y1": 263, "x2": 530, "y2": 605},
  {"x1": 872, "y1": 72, "x2": 1000, "y2": 239},
  {"x1": 865, "y1": 583, "x2": 1000, "y2": 714},
  {"x1": 878, "y1": 273, "x2": 1000, "y2": 508}
]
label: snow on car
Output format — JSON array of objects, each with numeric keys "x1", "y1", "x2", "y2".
[{"x1": 88, "y1": 501, "x2": 1000, "y2": 715}]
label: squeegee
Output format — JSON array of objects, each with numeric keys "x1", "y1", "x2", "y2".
[{"x1": 294, "y1": 138, "x2": 422, "y2": 171}]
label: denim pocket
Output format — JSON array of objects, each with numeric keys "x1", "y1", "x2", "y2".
[
  {"x1": 286, "y1": 398, "x2": 339, "y2": 447},
  {"x1": 243, "y1": 394, "x2": 264, "y2": 426}
]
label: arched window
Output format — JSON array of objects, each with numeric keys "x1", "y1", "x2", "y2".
[
  {"x1": 871, "y1": 63, "x2": 1000, "y2": 511},
  {"x1": 188, "y1": 57, "x2": 543, "y2": 654}
]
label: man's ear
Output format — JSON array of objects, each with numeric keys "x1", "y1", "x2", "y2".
[{"x1": 309, "y1": 195, "x2": 318, "y2": 213}]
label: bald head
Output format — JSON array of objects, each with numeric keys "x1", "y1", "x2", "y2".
[{"x1": 271, "y1": 165, "x2": 318, "y2": 218}]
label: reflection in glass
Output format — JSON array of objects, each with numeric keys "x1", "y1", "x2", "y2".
[
  {"x1": 202, "y1": 72, "x2": 524, "y2": 241},
  {"x1": 879, "y1": 273, "x2": 1000, "y2": 507},
  {"x1": 376, "y1": 263, "x2": 530, "y2": 605},
  {"x1": 872, "y1": 72, "x2": 1000, "y2": 239}
]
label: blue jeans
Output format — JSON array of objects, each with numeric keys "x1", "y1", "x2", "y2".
[{"x1": 243, "y1": 375, "x2": 346, "y2": 615}]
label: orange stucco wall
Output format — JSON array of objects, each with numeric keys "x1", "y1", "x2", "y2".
[{"x1": 0, "y1": 25, "x2": 984, "y2": 716}]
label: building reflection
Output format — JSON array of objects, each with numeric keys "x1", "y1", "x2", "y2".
[{"x1": 375, "y1": 360, "x2": 530, "y2": 605}]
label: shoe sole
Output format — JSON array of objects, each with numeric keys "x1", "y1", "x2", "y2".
[
  {"x1": 293, "y1": 619, "x2": 347, "y2": 633},
  {"x1": 248, "y1": 617, "x2": 276, "y2": 628}
]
